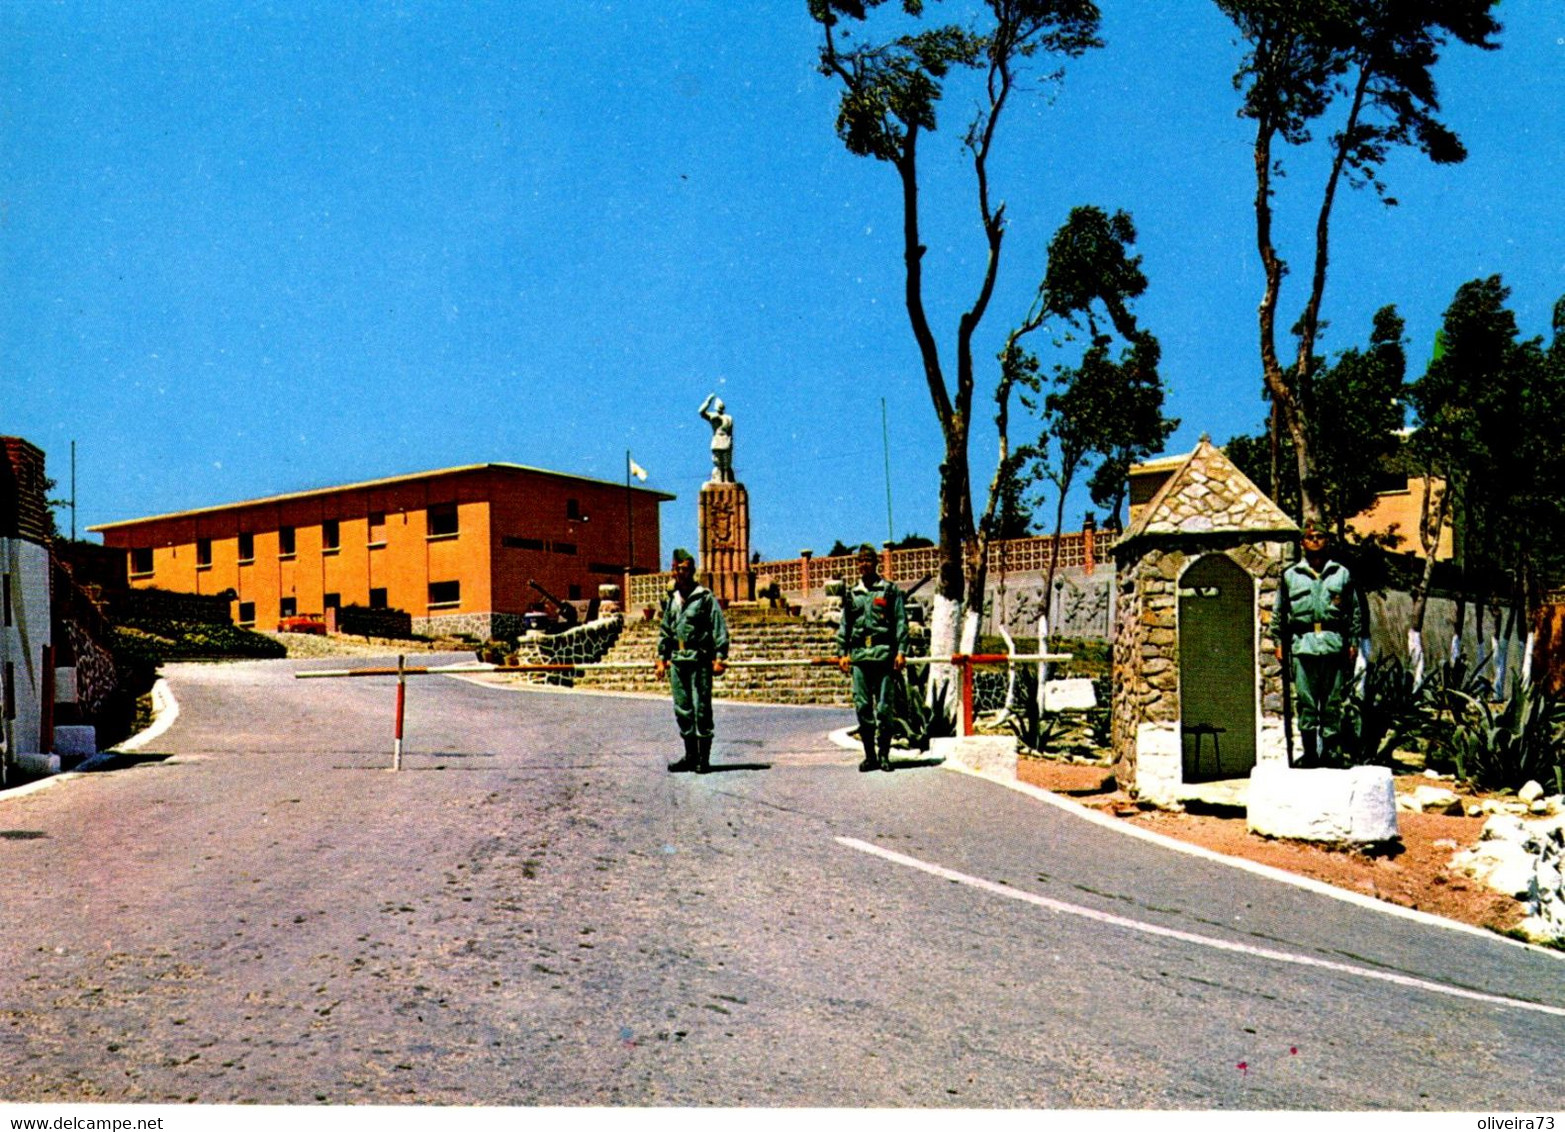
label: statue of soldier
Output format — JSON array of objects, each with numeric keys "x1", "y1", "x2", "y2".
[
  {"x1": 699, "y1": 393, "x2": 734, "y2": 483},
  {"x1": 836, "y1": 544, "x2": 909, "y2": 772},
  {"x1": 1273, "y1": 520, "x2": 1365, "y2": 767},
  {"x1": 655, "y1": 547, "x2": 730, "y2": 773}
]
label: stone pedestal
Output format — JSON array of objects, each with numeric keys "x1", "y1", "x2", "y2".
[
  {"x1": 1246, "y1": 764, "x2": 1399, "y2": 844},
  {"x1": 699, "y1": 481, "x2": 754, "y2": 604}
]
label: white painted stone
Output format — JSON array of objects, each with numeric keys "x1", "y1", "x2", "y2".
[
  {"x1": 931, "y1": 735, "x2": 1017, "y2": 779},
  {"x1": 1400, "y1": 785, "x2": 1462, "y2": 815},
  {"x1": 1246, "y1": 764, "x2": 1399, "y2": 844},
  {"x1": 1042, "y1": 678, "x2": 1097, "y2": 711},
  {"x1": 1133, "y1": 721, "x2": 1183, "y2": 808},
  {"x1": 1519, "y1": 780, "x2": 1546, "y2": 804},
  {"x1": 52, "y1": 725, "x2": 97, "y2": 757},
  {"x1": 13, "y1": 752, "x2": 60, "y2": 776},
  {"x1": 1256, "y1": 718, "x2": 1291, "y2": 766},
  {"x1": 53, "y1": 667, "x2": 78, "y2": 705}
]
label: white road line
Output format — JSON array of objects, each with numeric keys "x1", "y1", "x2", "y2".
[{"x1": 837, "y1": 836, "x2": 1565, "y2": 1019}]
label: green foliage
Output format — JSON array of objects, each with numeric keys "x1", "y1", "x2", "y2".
[
  {"x1": 888, "y1": 667, "x2": 953, "y2": 750},
  {"x1": 1224, "y1": 305, "x2": 1407, "y2": 527},
  {"x1": 111, "y1": 620, "x2": 287, "y2": 666},
  {"x1": 1441, "y1": 682, "x2": 1565, "y2": 793},
  {"x1": 1309, "y1": 305, "x2": 1408, "y2": 532},
  {"x1": 1409, "y1": 276, "x2": 1565, "y2": 599},
  {"x1": 1341, "y1": 657, "x2": 1425, "y2": 766},
  {"x1": 1012, "y1": 206, "x2": 1176, "y2": 536}
]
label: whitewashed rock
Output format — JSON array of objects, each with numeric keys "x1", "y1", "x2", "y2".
[
  {"x1": 13, "y1": 752, "x2": 60, "y2": 776},
  {"x1": 1246, "y1": 765, "x2": 1399, "y2": 844},
  {"x1": 51, "y1": 725, "x2": 97, "y2": 757},
  {"x1": 931, "y1": 735, "x2": 1018, "y2": 779},
  {"x1": 1519, "y1": 780, "x2": 1546, "y2": 803},
  {"x1": 1532, "y1": 801, "x2": 1552, "y2": 815},
  {"x1": 1042, "y1": 678, "x2": 1097, "y2": 711},
  {"x1": 1451, "y1": 840, "x2": 1537, "y2": 899},
  {"x1": 1402, "y1": 785, "x2": 1462, "y2": 815}
]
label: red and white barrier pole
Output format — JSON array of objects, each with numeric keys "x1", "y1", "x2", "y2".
[{"x1": 393, "y1": 654, "x2": 406, "y2": 771}]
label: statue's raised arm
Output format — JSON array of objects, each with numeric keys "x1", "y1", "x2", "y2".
[{"x1": 699, "y1": 393, "x2": 734, "y2": 484}]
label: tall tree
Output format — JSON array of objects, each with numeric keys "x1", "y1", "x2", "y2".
[
  {"x1": 810, "y1": 0, "x2": 1103, "y2": 664},
  {"x1": 1217, "y1": 0, "x2": 1500, "y2": 523},
  {"x1": 1406, "y1": 276, "x2": 1565, "y2": 680},
  {"x1": 1308, "y1": 304, "x2": 1407, "y2": 537}
]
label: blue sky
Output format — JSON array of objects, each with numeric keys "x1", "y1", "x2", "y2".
[{"x1": 3, "y1": 1, "x2": 1562, "y2": 564}]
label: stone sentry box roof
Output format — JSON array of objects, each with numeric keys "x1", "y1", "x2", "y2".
[{"x1": 1116, "y1": 436, "x2": 1298, "y2": 554}]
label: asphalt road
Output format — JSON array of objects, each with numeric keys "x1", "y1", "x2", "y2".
[{"x1": 1, "y1": 655, "x2": 1562, "y2": 1108}]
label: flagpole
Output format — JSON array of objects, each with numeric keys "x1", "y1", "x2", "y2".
[{"x1": 626, "y1": 450, "x2": 635, "y2": 575}]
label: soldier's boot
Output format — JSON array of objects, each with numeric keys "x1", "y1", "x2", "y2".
[
  {"x1": 1300, "y1": 731, "x2": 1319, "y2": 770},
  {"x1": 858, "y1": 726, "x2": 878, "y2": 773},
  {"x1": 668, "y1": 736, "x2": 699, "y2": 773},
  {"x1": 695, "y1": 736, "x2": 713, "y2": 775},
  {"x1": 877, "y1": 730, "x2": 893, "y2": 772}
]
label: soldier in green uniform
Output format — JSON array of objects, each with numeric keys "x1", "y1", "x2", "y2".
[
  {"x1": 1272, "y1": 521, "x2": 1365, "y2": 767},
  {"x1": 655, "y1": 548, "x2": 730, "y2": 773},
  {"x1": 836, "y1": 544, "x2": 909, "y2": 773}
]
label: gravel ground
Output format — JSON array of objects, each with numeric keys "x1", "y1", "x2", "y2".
[{"x1": 258, "y1": 631, "x2": 480, "y2": 660}]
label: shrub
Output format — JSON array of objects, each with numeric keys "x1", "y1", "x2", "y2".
[
  {"x1": 1441, "y1": 681, "x2": 1565, "y2": 793},
  {"x1": 1341, "y1": 658, "x2": 1426, "y2": 767}
]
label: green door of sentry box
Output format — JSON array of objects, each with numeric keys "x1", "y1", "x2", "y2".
[{"x1": 1178, "y1": 554, "x2": 1256, "y2": 782}]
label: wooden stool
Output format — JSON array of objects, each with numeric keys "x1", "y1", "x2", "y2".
[{"x1": 1183, "y1": 722, "x2": 1227, "y2": 777}]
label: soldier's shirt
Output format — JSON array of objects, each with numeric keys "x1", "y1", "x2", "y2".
[
  {"x1": 837, "y1": 576, "x2": 909, "y2": 664},
  {"x1": 658, "y1": 584, "x2": 730, "y2": 664},
  {"x1": 1274, "y1": 558, "x2": 1363, "y2": 657}
]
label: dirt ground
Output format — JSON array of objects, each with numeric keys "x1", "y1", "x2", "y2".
[{"x1": 1016, "y1": 757, "x2": 1529, "y2": 938}]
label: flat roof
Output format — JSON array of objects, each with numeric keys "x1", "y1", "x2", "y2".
[{"x1": 88, "y1": 462, "x2": 676, "y2": 532}]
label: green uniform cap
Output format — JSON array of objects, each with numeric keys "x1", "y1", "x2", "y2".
[{"x1": 671, "y1": 547, "x2": 695, "y2": 565}]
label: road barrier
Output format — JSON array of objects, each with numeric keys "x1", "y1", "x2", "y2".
[{"x1": 295, "y1": 651, "x2": 1070, "y2": 768}]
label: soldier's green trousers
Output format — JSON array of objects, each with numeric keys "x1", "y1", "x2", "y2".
[
  {"x1": 851, "y1": 661, "x2": 900, "y2": 738},
  {"x1": 1291, "y1": 653, "x2": 1350, "y2": 765},
  {"x1": 668, "y1": 661, "x2": 714, "y2": 740}
]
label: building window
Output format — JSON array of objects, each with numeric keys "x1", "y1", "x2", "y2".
[
  {"x1": 130, "y1": 548, "x2": 154, "y2": 577},
  {"x1": 553, "y1": 542, "x2": 577, "y2": 556},
  {"x1": 589, "y1": 561, "x2": 622, "y2": 575},
  {"x1": 323, "y1": 519, "x2": 340, "y2": 552},
  {"x1": 369, "y1": 588, "x2": 388, "y2": 609},
  {"x1": 566, "y1": 498, "x2": 582, "y2": 521},
  {"x1": 369, "y1": 512, "x2": 387, "y2": 546},
  {"x1": 279, "y1": 526, "x2": 296, "y2": 557},
  {"x1": 503, "y1": 536, "x2": 546, "y2": 551},
  {"x1": 428, "y1": 503, "x2": 458, "y2": 539},
  {"x1": 237, "y1": 602, "x2": 256, "y2": 626},
  {"x1": 428, "y1": 581, "x2": 460, "y2": 609},
  {"x1": 238, "y1": 533, "x2": 254, "y2": 563},
  {"x1": 196, "y1": 538, "x2": 213, "y2": 568},
  {"x1": 279, "y1": 597, "x2": 297, "y2": 618},
  {"x1": 323, "y1": 592, "x2": 340, "y2": 610}
]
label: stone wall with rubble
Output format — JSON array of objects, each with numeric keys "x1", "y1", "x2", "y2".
[{"x1": 1111, "y1": 537, "x2": 1292, "y2": 796}]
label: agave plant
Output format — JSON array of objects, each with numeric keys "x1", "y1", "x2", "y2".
[
  {"x1": 1441, "y1": 680, "x2": 1565, "y2": 792},
  {"x1": 1341, "y1": 657, "x2": 1426, "y2": 767}
]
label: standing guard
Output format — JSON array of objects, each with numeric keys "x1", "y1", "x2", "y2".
[
  {"x1": 656, "y1": 548, "x2": 730, "y2": 773},
  {"x1": 1273, "y1": 520, "x2": 1364, "y2": 767},
  {"x1": 836, "y1": 544, "x2": 909, "y2": 772}
]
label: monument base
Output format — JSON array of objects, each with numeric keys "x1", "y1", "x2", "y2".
[{"x1": 699, "y1": 480, "x2": 755, "y2": 604}]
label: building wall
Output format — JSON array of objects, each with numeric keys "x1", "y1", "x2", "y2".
[
  {"x1": 93, "y1": 466, "x2": 665, "y2": 634},
  {"x1": 486, "y1": 470, "x2": 663, "y2": 617},
  {"x1": 1346, "y1": 475, "x2": 1454, "y2": 559}
]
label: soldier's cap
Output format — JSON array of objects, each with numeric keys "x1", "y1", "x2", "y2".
[
  {"x1": 1301, "y1": 520, "x2": 1329, "y2": 542},
  {"x1": 671, "y1": 547, "x2": 695, "y2": 565},
  {"x1": 856, "y1": 543, "x2": 878, "y2": 560}
]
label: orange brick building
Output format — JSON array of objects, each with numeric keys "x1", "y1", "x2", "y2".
[{"x1": 89, "y1": 464, "x2": 673, "y2": 638}]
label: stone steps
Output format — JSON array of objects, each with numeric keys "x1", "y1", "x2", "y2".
[{"x1": 575, "y1": 614, "x2": 853, "y2": 706}]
